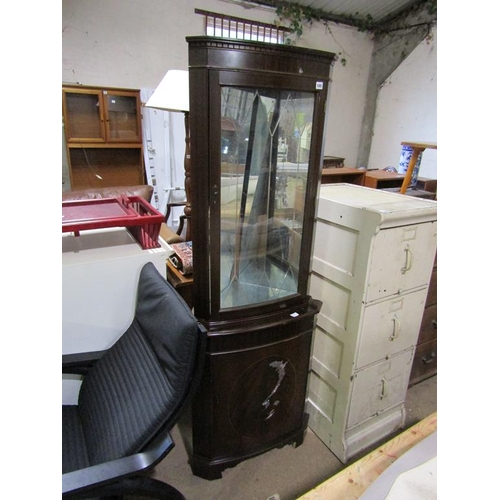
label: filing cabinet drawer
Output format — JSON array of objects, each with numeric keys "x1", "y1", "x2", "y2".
[
  {"x1": 356, "y1": 288, "x2": 428, "y2": 368},
  {"x1": 366, "y1": 222, "x2": 437, "y2": 302},
  {"x1": 348, "y1": 349, "x2": 413, "y2": 429}
]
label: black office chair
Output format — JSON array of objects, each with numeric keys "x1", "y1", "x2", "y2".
[{"x1": 62, "y1": 262, "x2": 206, "y2": 499}]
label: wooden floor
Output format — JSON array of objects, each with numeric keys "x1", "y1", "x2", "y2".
[{"x1": 297, "y1": 411, "x2": 437, "y2": 500}]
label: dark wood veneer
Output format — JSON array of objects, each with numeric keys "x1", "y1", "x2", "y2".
[{"x1": 187, "y1": 36, "x2": 335, "y2": 479}]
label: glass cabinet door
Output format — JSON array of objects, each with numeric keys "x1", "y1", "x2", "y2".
[
  {"x1": 63, "y1": 89, "x2": 105, "y2": 142},
  {"x1": 219, "y1": 87, "x2": 315, "y2": 309},
  {"x1": 103, "y1": 91, "x2": 142, "y2": 142}
]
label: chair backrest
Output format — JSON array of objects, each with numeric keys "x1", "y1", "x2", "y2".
[{"x1": 77, "y1": 262, "x2": 202, "y2": 466}]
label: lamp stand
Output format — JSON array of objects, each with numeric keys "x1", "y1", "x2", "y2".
[{"x1": 183, "y1": 111, "x2": 192, "y2": 241}]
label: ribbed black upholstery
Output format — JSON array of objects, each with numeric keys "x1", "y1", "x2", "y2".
[
  {"x1": 62, "y1": 262, "x2": 200, "y2": 473},
  {"x1": 62, "y1": 406, "x2": 89, "y2": 474}
]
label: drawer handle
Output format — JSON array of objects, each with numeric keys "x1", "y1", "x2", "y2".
[
  {"x1": 401, "y1": 247, "x2": 413, "y2": 274},
  {"x1": 422, "y1": 351, "x2": 436, "y2": 365},
  {"x1": 389, "y1": 316, "x2": 401, "y2": 341},
  {"x1": 380, "y1": 378, "x2": 389, "y2": 399}
]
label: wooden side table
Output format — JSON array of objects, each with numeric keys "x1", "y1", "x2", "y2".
[
  {"x1": 321, "y1": 167, "x2": 366, "y2": 185},
  {"x1": 363, "y1": 169, "x2": 406, "y2": 189},
  {"x1": 166, "y1": 260, "x2": 193, "y2": 309}
]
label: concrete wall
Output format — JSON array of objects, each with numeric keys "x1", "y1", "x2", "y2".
[{"x1": 367, "y1": 26, "x2": 437, "y2": 179}]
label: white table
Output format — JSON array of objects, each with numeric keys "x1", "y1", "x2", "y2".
[{"x1": 62, "y1": 227, "x2": 173, "y2": 403}]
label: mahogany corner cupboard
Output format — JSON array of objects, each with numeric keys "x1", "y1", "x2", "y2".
[{"x1": 186, "y1": 37, "x2": 336, "y2": 479}]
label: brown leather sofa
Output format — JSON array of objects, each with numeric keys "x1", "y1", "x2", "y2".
[
  {"x1": 62, "y1": 185, "x2": 184, "y2": 244},
  {"x1": 62, "y1": 185, "x2": 154, "y2": 202}
]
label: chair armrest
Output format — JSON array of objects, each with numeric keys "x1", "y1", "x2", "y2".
[
  {"x1": 62, "y1": 350, "x2": 107, "y2": 375},
  {"x1": 165, "y1": 201, "x2": 186, "y2": 225},
  {"x1": 62, "y1": 430, "x2": 175, "y2": 497},
  {"x1": 176, "y1": 214, "x2": 190, "y2": 236}
]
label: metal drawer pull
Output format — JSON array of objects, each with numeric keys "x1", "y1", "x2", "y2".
[
  {"x1": 380, "y1": 378, "x2": 389, "y2": 399},
  {"x1": 422, "y1": 351, "x2": 436, "y2": 365},
  {"x1": 389, "y1": 316, "x2": 401, "y2": 341},
  {"x1": 401, "y1": 247, "x2": 413, "y2": 274}
]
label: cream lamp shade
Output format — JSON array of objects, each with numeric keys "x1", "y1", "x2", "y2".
[{"x1": 145, "y1": 69, "x2": 189, "y2": 112}]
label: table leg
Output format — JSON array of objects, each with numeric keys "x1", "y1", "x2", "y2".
[{"x1": 400, "y1": 147, "x2": 425, "y2": 194}]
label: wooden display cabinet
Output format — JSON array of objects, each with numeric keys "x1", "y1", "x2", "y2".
[
  {"x1": 186, "y1": 36, "x2": 336, "y2": 480},
  {"x1": 62, "y1": 85, "x2": 144, "y2": 190}
]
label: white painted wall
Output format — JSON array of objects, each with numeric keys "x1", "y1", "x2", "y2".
[
  {"x1": 62, "y1": 0, "x2": 374, "y2": 168},
  {"x1": 367, "y1": 26, "x2": 437, "y2": 179},
  {"x1": 297, "y1": 22, "x2": 374, "y2": 165}
]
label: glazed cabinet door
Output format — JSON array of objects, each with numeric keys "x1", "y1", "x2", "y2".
[
  {"x1": 216, "y1": 85, "x2": 314, "y2": 311},
  {"x1": 103, "y1": 90, "x2": 142, "y2": 142},
  {"x1": 62, "y1": 88, "x2": 105, "y2": 143}
]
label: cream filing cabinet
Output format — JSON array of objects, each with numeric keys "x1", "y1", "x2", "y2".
[{"x1": 306, "y1": 184, "x2": 437, "y2": 463}]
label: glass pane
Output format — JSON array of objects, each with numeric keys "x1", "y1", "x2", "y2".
[
  {"x1": 65, "y1": 92, "x2": 103, "y2": 140},
  {"x1": 106, "y1": 94, "x2": 140, "y2": 141},
  {"x1": 219, "y1": 86, "x2": 315, "y2": 309}
]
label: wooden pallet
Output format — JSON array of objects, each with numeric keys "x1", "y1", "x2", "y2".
[{"x1": 298, "y1": 412, "x2": 437, "y2": 499}]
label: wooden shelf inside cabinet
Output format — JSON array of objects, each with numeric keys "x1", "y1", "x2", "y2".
[
  {"x1": 62, "y1": 85, "x2": 144, "y2": 190},
  {"x1": 321, "y1": 167, "x2": 366, "y2": 185}
]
